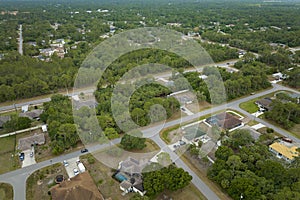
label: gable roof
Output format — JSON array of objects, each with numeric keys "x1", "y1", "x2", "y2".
[
  {"x1": 51, "y1": 172, "x2": 104, "y2": 200},
  {"x1": 120, "y1": 157, "x2": 148, "y2": 174},
  {"x1": 18, "y1": 133, "x2": 45, "y2": 151},
  {"x1": 206, "y1": 112, "x2": 242, "y2": 130},
  {"x1": 0, "y1": 115, "x2": 11, "y2": 127},
  {"x1": 19, "y1": 109, "x2": 43, "y2": 119},
  {"x1": 255, "y1": 98, "x2": 272, "y2": 110}
]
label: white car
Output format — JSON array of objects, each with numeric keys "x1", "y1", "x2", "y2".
[
  {"x1": 73, "y1": 168, "x2": 79, "y2": 176},
  {"x1": 63, "y1": 160, "x2": 69, "y2": 167}
]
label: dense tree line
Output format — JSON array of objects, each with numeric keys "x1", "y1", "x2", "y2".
[
  {"x1": 0, "y1": 53, "x2": 77, "y2": 102},
  {"x1": 285, "y1": 67, "x2": 300, "y2": 89},
  {"x1": 95, "y1": 82, "x2": 180, "y2": 129},
  {"x1": 0, "y1": 0, "x2": 298, "y2": 104},
  {"x1": 3, "y1": 115, "x2": 31, "y2": 132},
  {"x1": 201, "y1": 42, "x2": 238, "y2": 62},
  {"x1": 120, "y1": 132, "x2": 146, "y2": 150},
  {"x1": 265, "y1": 99, "x2": 300, "y2": 129},
  {"x1": 40, "y1": 94, "x2": 79, "y2": 154},
  {"x1": 183, "y1": 61, "x2": 271, "y2": 103},
  {"x1": 208, "y1": 129, "x2": 300, "y2": 200},
  {"x1": 142, "y1": 163, "x2": 192, "y2": 197}
]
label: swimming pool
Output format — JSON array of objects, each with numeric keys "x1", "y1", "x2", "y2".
[{"x1": 115, "y1": 173, "x2": 128, "y2": 182}]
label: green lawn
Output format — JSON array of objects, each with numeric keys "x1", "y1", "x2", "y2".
[
  {"x1": 240, "y1": 99, "x2": 259, "y2": 113},
  {"x1": 0, "y1": 183, "x2": 13, "y2": 200},
  {"x1": 0, "y1": 136, "x2": 19, "y2": 174},
  {"x1": 0, "y1": 136, "x2": 15, "y2": 154}
]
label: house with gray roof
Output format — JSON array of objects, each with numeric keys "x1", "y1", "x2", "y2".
[{"x1": 0, "y1": 115, "x2": 11, "y2": 128}]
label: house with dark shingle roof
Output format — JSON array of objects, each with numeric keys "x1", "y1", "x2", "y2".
[
  {"x1": 19, "y1": 109, "x2": 43, "y2": 120},
  {"x1": 255, "y1": 98, "x2": 273, "y2": 111},
  {"x1": 206, "y1": 112, "x2": 243, "y2": 131}
]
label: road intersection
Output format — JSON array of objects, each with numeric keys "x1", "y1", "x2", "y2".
[{"x1": 0, "y1": 83, "x2": 299, "y2": 200}]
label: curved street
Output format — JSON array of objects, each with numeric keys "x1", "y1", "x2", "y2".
[{"x1": 0, "y1": 83, "x2": 299, "y2": 200}]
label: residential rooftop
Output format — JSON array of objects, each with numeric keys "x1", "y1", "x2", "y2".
[{"x1": 269, "y1": 142, "x2": 299, "y2": 161}]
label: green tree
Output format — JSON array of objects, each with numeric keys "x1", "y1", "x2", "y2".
[
  {"x1": 103, "y1": 128, "x2": 119, "y2": 140},
  {"x1": 120, "y1": 133, "x2": 146, "y2": 150}
]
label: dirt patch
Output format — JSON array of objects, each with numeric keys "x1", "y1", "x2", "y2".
[{"x1": 26, "y1": 163, "x2": 68, "y2": 200}]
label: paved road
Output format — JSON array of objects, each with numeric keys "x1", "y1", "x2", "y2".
[
  {"x1": 0, "y1": 83, "x2": 299, "y2": 200},
  {"x1": 151, "y1": 134, "x2": 220, "y2": 200},
  {"x1": 0, "y1": 59, "x2": 238, "y2": 113},
  {"x1": 18, "y1": 24, "x2": 23, "y2": 55},
  {"x1": 289, "y1": 46, "x2": 300, "y2": 54}
]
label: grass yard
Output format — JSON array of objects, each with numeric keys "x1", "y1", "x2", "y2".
[
  {"x1": 80, "y1": 154, "x2": 134, "y2": 200},
  {"x1": 247, "y1": 120, "x2": 259, "y2": 126},
  {"x1": 0, "y1": 136, "x2": 19, "y2": 174},
  {"x1": 240, "y1": 99, "x2": 259, "y2": 113},
  {"x1": 239, "y1": 90, "x2": 295, "y2": 114},
  {"x1": 0, "y1": 183, "x2": 13, "y2": 200},
  {"x1": 290, "y1": 124, "x2": 300, "y2": 138},
  {"x1": 160, "y1": 125, "x2": 180, "y2": 144},
  {"x1": 81, "y1": 153, "x2": 208, "y2": 200},
  {"x1": 26, "y1": 163, "x2": 66, "y2": 200},
  {"x1": 156, "y1": 183, "x2": 207, "y2": 200},
  {"x1": 260, "y1": 116, "x2": 300, "y2": 139},
  {"x1": 181, "y1": 154, "x2": 232, "y2": 200}
]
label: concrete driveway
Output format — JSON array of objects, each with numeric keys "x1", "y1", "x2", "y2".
[
  {"x1": 22, "y1": 148, "x2": 36, "y2": 168},
  {"x1": 64, "y1": 157, "x2": 79, "y2": 179}
]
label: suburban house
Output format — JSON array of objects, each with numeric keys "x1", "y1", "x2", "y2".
[
  {"x1": 255, "y1": 98, "x2": 273, "y2": 111},
  {"x1": 182, "y1": 124, "x2": 207, "y2": 143},
  {"x1": 115, "y1": 157, "x2": 148, "y2": 196},
  {"x1": 289, "y1": 93, "x2": 300, "y2": 104},
  {"x1": 272, "y1": 72, "x2": 287, "y2": 80},
  {"x1": 205, "y1": 112, "x2": 243, "y2": 131},
  {"x1": 50, "y1": 172, "x2": 106, "y2": 200},
  {"x1": 18, "y1": 133, "x2": 45, "y2": 151},
  {"x1": 72, "y1": 99, "x2": 98, "y2": 110},
  {"x1": 0, "y1": 115, "x2": 11, "y2": 128},
  {"x1": 19, "y1": 109, "x2": 43, "y2": 120},
  {"x1": 269, "y1": 142, "x2": 299, "y2": 163}
]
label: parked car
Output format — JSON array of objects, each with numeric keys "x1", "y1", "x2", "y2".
[
  {"x1": 73, "y1": 168, "x2": 79, "y2": 176},
  {"x1": 282, "y1": 137, "x2": 293, "y2": 143},
  {"x1": 19, "y1": 152, "x2": 25, "y2": 161},
  {"x1": 63, "y1": 160, "x2": 69, "y2": 167},
  {"x1": 179, "y1": 140, "x2": 186, "y2": 145},
  {"x1": 81, "y1": 148, "x2": 88, "y2": 153}
]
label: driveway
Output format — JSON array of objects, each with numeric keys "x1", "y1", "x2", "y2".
[
  {"x1": 22, "y1": 148, "x2": 36, "y2": 168},
  {"x1": 64, "y1": 157, "x2": 79, "y2": 179}
]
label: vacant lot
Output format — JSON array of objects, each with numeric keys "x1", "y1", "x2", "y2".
[
  {"x1": 240, "y1": 99, "x2": 259, "y2": 113},
  {"x1": 0, "y1": 183, "x2": 13, "y2": 200},
  {"x1": 26, "y1": 163, "x2": 67, "y2": 200},
  {"x1": 0, "y1": 136, "x2": 19, "y2": 174},
  {"x1": 156, "y1": 183, "x2": 207, "y2": 200},
  {"x1": 181, "y1": 153, "x2": 232, "y2": 200}
]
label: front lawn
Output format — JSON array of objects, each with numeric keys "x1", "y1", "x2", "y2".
[{"x1": 240, "y1": 99, "x2": 259, "y2": 113}]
